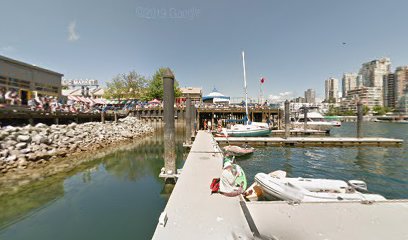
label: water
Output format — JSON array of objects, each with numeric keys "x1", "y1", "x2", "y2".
[
  {"x1": 0, "y1": 123, "x2": 407, "y2": 239},
  {"x1": 239, "y1": 122, "x2": 408, "y2": 199}
]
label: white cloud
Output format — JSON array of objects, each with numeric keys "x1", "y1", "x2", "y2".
[
  {"x1": 68, "y1": 21, "x2": 80, "y2": 42},
  {"x1": 268, "y1": 91, "x2": 293, "y2": 103}
]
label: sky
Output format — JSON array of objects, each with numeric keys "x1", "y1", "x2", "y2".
[{"x1": 1, "y1": 0, "x2": 408, "y2": 101}]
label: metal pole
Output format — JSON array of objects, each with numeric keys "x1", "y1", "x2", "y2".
[
  {"x1": 357, "y1": 101, "x2": 363, "y2": 138},
  {"x1": 284, "y1": 100, "x2": 290, "y2": 139},
  {"x1": 303, "y1": 106, "x2": 308, "y2": 134},
  {"x1": 163, "y1": 68, "x2": 176, "y2": 175},
  {"x1": 185, "y1": 96, "x2": 192, "y2": 145}
]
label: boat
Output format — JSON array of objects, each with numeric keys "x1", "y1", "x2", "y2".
[
  {"x1": 291, "y1": 107, "x2": 341, "y2": 132},
  {"x1": 254, "y1": 172, "x2": 386, "y2": 202},
  {"x1": 223, "y1": 145, "x2": 254, "y2": 157},
  {"x1": 224, "y1": 51, "x2": 272, "y2": 137}
]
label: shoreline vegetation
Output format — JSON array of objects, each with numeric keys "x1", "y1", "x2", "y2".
[{"x1": 0, "y1": 117, "x2": 154, "y2": 197}]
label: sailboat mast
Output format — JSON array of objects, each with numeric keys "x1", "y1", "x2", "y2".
[{"x1": 242, "y1": 51, "x2": 249, "y2": 120}]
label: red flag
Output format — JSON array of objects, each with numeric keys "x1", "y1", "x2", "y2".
[{"x1": 260, "y1": 77, "x2": 265, "y2": 84}]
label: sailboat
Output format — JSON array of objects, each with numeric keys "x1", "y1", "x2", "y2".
[{"x1": 224, "y1": 52, "x2": 272, "y2": 137}]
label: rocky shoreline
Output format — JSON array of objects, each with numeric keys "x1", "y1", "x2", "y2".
[{"x1": 0, "y1": 117, "x2": 154, "y2": 194}]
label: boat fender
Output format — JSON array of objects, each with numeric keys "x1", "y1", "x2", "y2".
[{"x1": 210, "y1": 178, "x2": 220, "y2": 194}]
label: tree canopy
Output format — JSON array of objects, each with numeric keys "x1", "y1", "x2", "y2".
[{"x1": 104, "y1": 68, "x2": 182, "y2": 101}]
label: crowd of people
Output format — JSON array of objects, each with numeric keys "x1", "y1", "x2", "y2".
[{"x1": 0, "y1": 88, "x2": 21, "y2": 105}]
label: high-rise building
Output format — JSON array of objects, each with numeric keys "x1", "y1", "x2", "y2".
[
  {"x1": 304, "y1": 88, "x2": 316, "y2": 103},
  {"x1": 342, "y1": 73, "x2": 358, "y2": 97},
  {"x1": 325, "y1": 77, "x2": 339, "y2": 103},
  {"x1": 358, "y1": 58, "x2": 391, "y2": 106},
  {"x1": 359, "y1": 58, "x2": 391, "y2": 87},
  {"x1": 383, "y1": 73, "x2": 396, "y2": 108},
  {"x1": 395, "y1": 66, "x2": 408, "y2": 106},
  {"x1": 340, "y1": 87, "x2": 383, "y2": 112}
]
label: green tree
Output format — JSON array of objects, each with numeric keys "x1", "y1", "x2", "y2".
[
  {"x1": 143, "y1": 68, "x2": 182, "y2": 101},
  {"x1": 363, "y1": 105, "x2": 370, "y2": 115},
  {"x1": 372, "y1": 105, "x2": 389, "y2": 115},
  {"x1": 104, "y1": 71, "x2": 149, "y2": 99}
]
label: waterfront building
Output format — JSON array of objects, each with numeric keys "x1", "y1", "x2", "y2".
[
  {"x1": 383, "y1": 73, "x2": 396, "y2": 108},
  {"x1": 358, "y1": 58, "x2": 391, "y2": 105},
  {"x1": 0, "y1": 55, "x2": 63, "y2": 104},
  {"x1": 397, "y1": 91, "x2": 408, "y2": 113},
  {"x1": 180, "y1": 87, "x2": 202, "y2": 103},
  {"x1": 395, "y1": 66, "x2": 408, "y2": 106},
  {"x1": 325, "y1": 77, "x2": 339, "y2": 103},
  {"x1": 202, "y1": 88, "x2": 230, "y2": 104},
  {"x1": 342, "y1": 73, "x2": 358, "y2": 97},
  {"x1": 340, "y1": 87, "x2": 383, "y2": 112},
  {"x1": 304, "y1": 88, "x2": 316, "y2": 103}
]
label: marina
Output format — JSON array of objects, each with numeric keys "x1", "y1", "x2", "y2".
[
  {"x1": 215, "y1": 136, "x2": 403, "y2": 146},
  {"x1": 154, "y1": 131, "x2": 408, "y2": 239}
]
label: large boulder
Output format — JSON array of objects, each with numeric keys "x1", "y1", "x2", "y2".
[
  {"x1": 17, "y1": 135, "x2": 31, "y2": 142},
  {"x1": 32, "y1": 135, "x2": 49, "y2": 144}
]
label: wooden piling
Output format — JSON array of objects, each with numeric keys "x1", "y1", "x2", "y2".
[
  {"x1": 163, "y1": 68, "x2": 176, "y2": 175},
  {"x1": 284, "y1": 100, "x2": 290, "y2": 139},
  {"x1": 303, "y1": 106, "x2": 308, "y2": 133},
  {"x1": 357, "y1": 101, "x2": 363, "y2": 138},
  {"x1": 185, "y1": 96, "x2": 192, "y2": 145}
]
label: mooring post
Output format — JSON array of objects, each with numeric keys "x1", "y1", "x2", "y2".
[
  {"x1": 284, "y1": 100, "x2": 290, "y2": 139},
  {"x1": 114, "y1": 111, "x2": 118, "y2": 123},
  {"x1": 303, "y1": 106, "x2": 308, "y2": 134},
  {"x1": 163, "y1": 68, "x2": 176, "y2": 176},
  {"x1": 357, "y1": 101, "x2": 363, "y2": 138},
  {"x1": 101, "y1": 111, "x2": 105, "y2": 124},
  {"x1": 185, "y1": 96, "x2": 192, "y2": 145},
  {"x1": 192, "y1": 103, "x2": 197, "y2": 137}
]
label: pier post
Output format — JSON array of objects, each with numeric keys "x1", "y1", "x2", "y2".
[
  {"x1": 163, "y1": 68, "x2": 176, "y2": 176},
  {"x1": 185, "y1": 96, "x2": 192, "y2": 145},
  {"x1": 357, "y1": 101, "x2": 363, "y2": 138},
  {"x1": 303, "y1": 106, "x2": 308, "y2": 134},
  {"x1": 101, "y1": 111, "x2": 105, "y2": 124},
  {"x1": 114, "y1": 111, "x2": 118, "y2": 123},
  {"x1": 284, "y1": 100, "x2": 290, "y2": 139}
]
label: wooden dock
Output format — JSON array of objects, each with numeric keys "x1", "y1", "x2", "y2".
[
  {"x1": 215, "y1": 136, "x2": 404, "y2": 147},
  {"x1": 154, "y1": 131, "x2": 408, "y2": 239},
  {"x1": 153, "y1": 131, "x2": 253, "y2": 239}
]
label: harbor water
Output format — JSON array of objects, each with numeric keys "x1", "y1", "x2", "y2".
[{"x1": 0, "y1": 122, "x2": 407, "y2": 239}]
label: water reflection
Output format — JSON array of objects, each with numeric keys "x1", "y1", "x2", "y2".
[{"x1": 0, "y1": 128, "x2": 186, "y2": 239}]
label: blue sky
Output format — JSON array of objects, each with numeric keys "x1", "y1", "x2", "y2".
[{"x1": 1, "y1": 0, "x2": 408, "y2": 101}]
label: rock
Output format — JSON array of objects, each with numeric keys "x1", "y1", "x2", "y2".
[
  {"x1": 35, "y1": 123, "x2": 47, "y2": 128},
  {"x1": 4, "y1": 126, "x2": 17, "y2": 132},
  {"x1": 32, "y1": 135, "x2": 48, "y2": 144},
  {"x1": 17, "y1": 135, "x2": 31, "y2": 142},
  {"x1": 6, "y1": 155, "x2": 17, "y2": 162},
  {"x1": 16, "y1": 142, "x2": 28, "y2": 150},
  {"x1": 20, "y1": 148, "x2": 32, "y2": 154},
  {"x1": 65, "y1": 131, "x2": 75, "y2": 137},
  {"x1": 17, "y1": 157, "x2": 28, "y2": 169}
]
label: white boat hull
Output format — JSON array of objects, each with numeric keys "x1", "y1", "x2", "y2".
[{"x1": 255, "y1": 173, "x2": 386, "y2": 202}]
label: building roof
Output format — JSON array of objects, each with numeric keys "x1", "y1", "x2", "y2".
[
  {"x1": 0, "y1": 55, "x2": 64, "y2": 76},
  {"x1": 203, "y1": 88, "x2": 230, "y2": 101},
  {"x1": 180, "y1": 87, "x2": 202, "y2": 95}
]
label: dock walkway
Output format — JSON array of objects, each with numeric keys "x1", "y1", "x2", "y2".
[
  {"x1": 154, "y1": 132, "x2": 408, "y2": 239},
  {"x1": 215, "y1": 136, "x2": 403, "y2": 146},
  {"x1": 152, "y1": 131, "x2": 253, "y2": 239}
]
